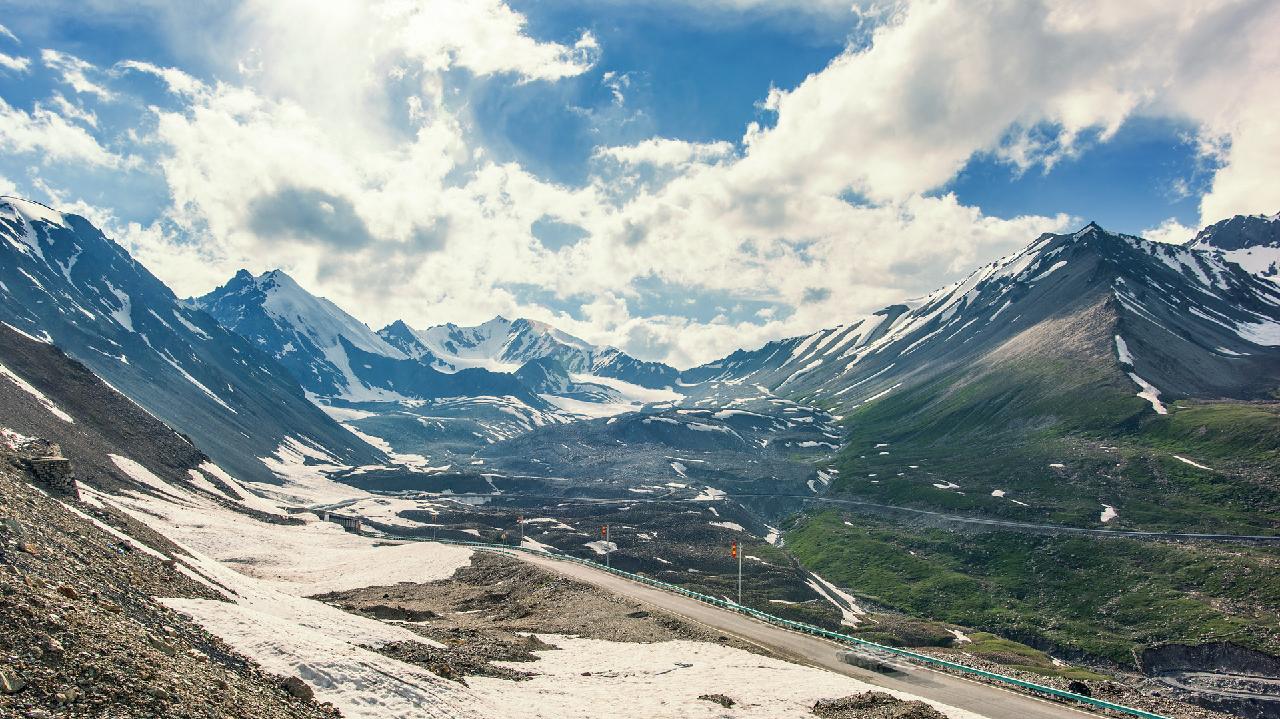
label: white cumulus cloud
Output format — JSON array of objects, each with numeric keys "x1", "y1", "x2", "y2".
[
  {"x1": 41, "y1": 49, "x2": 115, "y2": 100},
  {"x1": 7, "y1": 0, "x2": 1280, "y2": 367},
  {"x1": 0, "y1": 96, "x2": 119, "y2": 166}
]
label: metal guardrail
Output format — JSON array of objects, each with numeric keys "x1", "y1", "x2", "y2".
[{"x1": 404, "y1": 536, "x2": 1168, "y2": 719}]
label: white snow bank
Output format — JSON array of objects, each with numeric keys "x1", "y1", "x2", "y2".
[
  {"x1": 98, "y1": 461, "x2": 472, "y2": 596},
  {"x1": 162, "y1": 596, "x2": 484, "y2": 719},
  {"x1": 1028, "y1": 260, "x2": 1067, "y2": 282},
  {"x1": 1236, "y1": 318, "x2": 1280, "y2": 346},
  {"x1": 339, "y1": 423, "x2": 431, "y2": 468},
  {"x1": 1172, "y1": 455, "x2": 1213, "y2": 471},
  {"x1": 569, "y1": 373, "x2": 682, "y2": 405},
  {"x1": 709, "y1": 521, "x2": 746, "y2": 532},
  {"x1": 314, "y1": 402, "x2": 378, "y2": 421},
  {"x1": 78, "y1": 463, "x2": 487, "y2": 719},
  {"x1": 59, "y1": 489, "x2": 171, "y2": 561},
  {"x1": 521, "y1": 537, "x2": 556, "y2": 553},
  {"x1": 256, "y1": 436, "x2": 367, "y2": 506},
  {"x1": 805, "y1": 572, "x2": 865, "y2": 627},
  {"x1": 990, "y1": 489, "x2": 1029, "y2": 506},
  {"x1": 692, "y1": 486, "x2": 726, "y2": 501},
  {"x1": 468, "y1": 635, "x2": 984, "y2": 719},
  {"x1": 525, "y1": 517, "x2": 575, "y2": 531},
  {"x1": 540, "y1": 393, "x2": 634, "y2": 419},
  {"x1": 583, "y1": 540, "x2": 617, "y2": 555},
  {"x1": 1126, "y1": 372, "x2": 1167, "y2": 414},
  {"x1": 1100, "y1": 505, "x2": 1118, "y2": 523},
  {"x1": 1114, "y1": 335, "x2": 1134, "y2": 365},
  {"x1": 332, "y1": 496, "x2": 448, "y2": 530},
  {"x1": 110, "y1": 454, "x2": 185, "y2": 497}
]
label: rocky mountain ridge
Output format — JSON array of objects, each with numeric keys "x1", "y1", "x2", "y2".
[{"x1": 0, "y1": 197, "x2": 382, "y2": 484}]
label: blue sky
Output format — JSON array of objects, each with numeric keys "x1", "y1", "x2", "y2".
[
  {"x1": 944, "y1": 117, "x2": 1214, "y2": 233},
  {"x1": 473, "y1": 2, "x2": 1209, "y2": 234},
  {"x1": 474, "y1": 1, "x2": 855, "y2": 185},
  {"x1": 0, "y1": 1, "x2": 1276, "y2": 366}
]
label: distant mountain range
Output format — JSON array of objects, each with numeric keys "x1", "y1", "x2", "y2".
[
  {"x1": 0, "y1": 197, "x2": 382, "y2": 483},
  {"x1": 687, "y1": 219, "x2": 1280, "y2": 405},
  {"x1": 683, "y1": 219, "x2": 1280, "y2": 532},
  {"x1": 190, "y1": 270, "x2": 544, "y2": 405},
  {"x1": 380, "y1": 315, "x2": 680, "y2": 388},
  {"x1": 191, "y1": 270, "x2": 682, "y2": 404},
  {"x1": 3, "y1": 193, "x2": 1279, "y2": 511},
  {"x1": 1187, "y1": 211, "x2": 1280, "y2": 283},
  {"x1": 188, "y1": 268, "x2": 693, "y2": 461}
]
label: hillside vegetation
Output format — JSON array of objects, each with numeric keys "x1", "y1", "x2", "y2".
[{"x1": 787, "y1": 511, "x2": 1280, "y2": 666}]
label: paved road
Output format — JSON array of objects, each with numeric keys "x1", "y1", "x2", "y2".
[
  {"x1": 358, "y1": 489, "x2": 1279, "y2": 542},
  {"x1": 518, "y1": 552, "x2": 1107, "y2": 719},
  {"x1": 777, "y1": 495, "x2": 1280, "y2": 542}
]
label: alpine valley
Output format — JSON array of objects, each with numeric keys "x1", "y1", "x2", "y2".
[{"x1": 4, "y1": 194, "x2": 1280, "y2": 719}]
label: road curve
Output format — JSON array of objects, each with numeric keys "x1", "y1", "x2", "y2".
[
  {"x1": 730, "y1": 494, "x2": 1280, "y2": 542},
  {"x1": 356, "y1": 490, "x2": 1279, "y2": 542},
  {"x1": 517, "y1": 551, "x2": 1106, "y2": 719}
]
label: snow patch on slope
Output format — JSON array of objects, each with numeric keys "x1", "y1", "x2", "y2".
[
  {"x1": 805, "y1": 572, "x2": 865, "y2": 627},
  {"x1": 0, "y1": 362, "x2": 74, "y2": 422},
  {"x1": 465, "y1": 634, "x2": 984, "y2": 719},
  {"x1": 1126, "y1": 372, "x2": 1167, "y2": 415},
  {"x1": 1114, "y1": 335, "x2": 1133, "y2": 365}
]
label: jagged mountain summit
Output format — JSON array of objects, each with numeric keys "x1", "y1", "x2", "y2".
[
  {"x1": 192, "y1": 269, "x2": 409, "y2": 401},
  {"x1": 192, "y1": 269, "x2": 685, "y2": 460},
  {"x1": 1187, "y1": 211, "x2": 1280, "y2": 283},
  {"x1": 687, "y1": 221, "x2": 1280, "y2": 408},
  {"x1": 380, "y1": 315, "x2": 680, "y2": 390},
  {"x1": 0, "y1": 197, "x2": 381, "y2": 483},
  {"x1": 191, "y1": 270, "x2": 544, "y2": 405},
  {"x1": 5, "y1": 193, "x2": 1278, "y2": 528},
  {"x1": 683, "y1": 220, "x2": 1280, "y2": 532}
]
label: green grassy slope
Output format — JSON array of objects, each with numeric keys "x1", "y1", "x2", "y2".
[
  {"x1": 821, "y1": 300, "x2": 1280, "y2": 535},
  {"x1": 787, "y1": 511, "x2": 1280, "y2": 666}
]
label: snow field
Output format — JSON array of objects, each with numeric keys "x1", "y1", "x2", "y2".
[
  {"x1": 468, "y1": 634, "x2": 985, "y2": 719},
  {"x1": 85, "y1": 442, "x2": 991, "y2": 719}
]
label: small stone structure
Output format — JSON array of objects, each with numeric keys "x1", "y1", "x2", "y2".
[
  {"x1": 330, "y1": 513, "x2": 362, "y2": 533},
  {"x1": 2, "y1": 437, "x2": 79, "y2": 499},
  {"x1": 27, "y1": 455, "x2": 77, "y2": 497},
  {"x1": 313, "y1": 510, "x2": 362, "y2": 534}
]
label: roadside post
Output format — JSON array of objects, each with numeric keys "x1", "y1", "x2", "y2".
[
  {"x1": 602, "y1": 524, "x2": 610, "y2": 568},
  {"x1": 732, "y1": 540, "x2": 742, "y2": 605},
  {"x1": 518, "y1": 514, "x2": 524, "y2": 547}
]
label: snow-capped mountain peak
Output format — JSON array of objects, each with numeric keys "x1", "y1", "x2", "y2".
[
  {"x1": 1, "y1": 195, "x2": 68, "y2": 231},
  {"x1": 192, "y1": 269, "x2": 410, "y2": 401},
  {"x1": 378, "y1": 315, "x2": 679, "y2": 389},
  {"x1": 0, "y1": 198, "x2": 382, "y2": 482},
  {"x1": 683, "y1": 222, "x2": 1280, "y2": 410},
  {"x1": 1188, "y1": 212, "x2": 1280, "y2": 283}
]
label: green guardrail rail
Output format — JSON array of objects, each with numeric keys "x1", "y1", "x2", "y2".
[{"x1": 399, "y1": 535, "x2": 1169, "y2": 719}]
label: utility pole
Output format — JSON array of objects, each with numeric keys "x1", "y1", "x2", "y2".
[
  {"x1": 602, "y1": 524, "x2": 610, "y2": 568},
  {"x1": 518, "y1": 514, "x2": 524, "y2": 547},
  {"x1": 732, "y1": 540, "x2": 742, "y2": 605}
]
